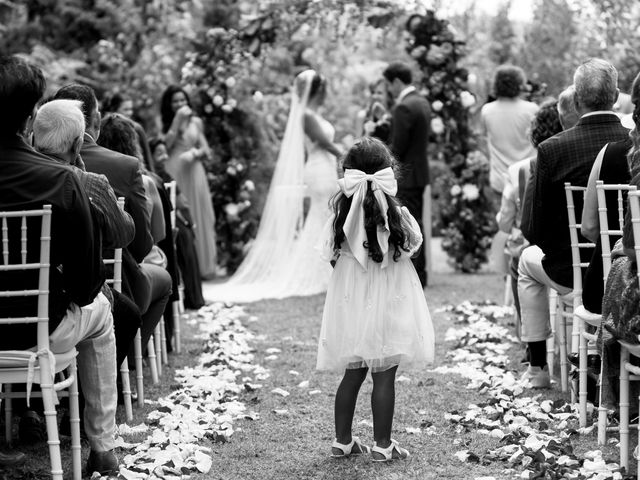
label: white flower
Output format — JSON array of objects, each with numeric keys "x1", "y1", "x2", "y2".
[
  {"x1": 224, "y1": 203, "x2": 240, "y2": 219},
  {"x1": 253, "y1": 91, "x2": 263, "y2": 103},
  {"x1": 221, "y1": 104, "x2": 233, "y2": 113},
  {"x1": 212, "y1": 95, "x2": 224, "y2": 107},
  {"x1": 236, "y1": 162, "x2": 244, "y2": 172},
  {"x1": 225, "y1": 77, "x2": 236, "y2": 88},
  {"x1": 461, "y1": 184, "x2": 480, "y2": 201},
  {"x1": 226, "y1": 165, "x2": 237, "y2": 176},
  {"x1": 204, "y1": 104, "x2": 213, "y2": 114},
  {"x1": 243, "y1": 180, "x2": 255, "y2": 192},
  {"x1": 432, "y1": 100, "x2": 443, "y2": 112},
  {"x1": 227, "y1": 98, "x2": 237, "y2": 109},
  {"x1": 450, "y1": 185, "x2": 462, "y2": 196},
  {"x1": 460, "y1": 90, "x2": 476, "y2": 108},
  {"x1": 430, "y1": 116, "x2": 445, "y2": 135}
]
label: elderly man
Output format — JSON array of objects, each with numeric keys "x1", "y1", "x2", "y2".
[
  {"x1": 0, "y1": 56, "x2": 119, "y2": 473},
  {"x1": 519, "y1": 58, "x2": 629, "y2": 388},
  {"x1": 32, "y1": 99, "x2": 141, "y2": 372}
]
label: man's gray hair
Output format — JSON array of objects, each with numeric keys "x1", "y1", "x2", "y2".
[
  {"x1": 573, "y1": 58, "x2": 618, "y2": 111},
  {"x1": 33, "y1": 99, "x2": 85, "y2": 156}
]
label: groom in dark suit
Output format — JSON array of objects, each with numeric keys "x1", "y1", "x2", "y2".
[{"x1": 384, "y1": 62, "x2": 431, "y2": 287}]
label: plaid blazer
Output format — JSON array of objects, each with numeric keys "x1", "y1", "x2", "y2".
[{"x1": 521, "y1": 113, "x2": 629, "y2": 288}]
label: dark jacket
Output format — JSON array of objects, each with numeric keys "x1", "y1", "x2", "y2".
[
  {"x1": 0, "y1": 136, "x2": 103, "y2": 348},
  {"x1": 80, "y1": 133, "x2": 153, "y2": 262},
  {"x1": 521, "y1": 113, "x2": 629, "y2": 287},
  {"x1": 390, "y1": 89, "x2": 431, "y2": 189}
]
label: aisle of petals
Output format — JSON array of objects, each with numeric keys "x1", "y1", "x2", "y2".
[
  {"x1": 113, "y1": 303, "x2": 262, "y2": 479},
  {"x1": 434, "y1": 301, "x2": 629, "y2": 480}
]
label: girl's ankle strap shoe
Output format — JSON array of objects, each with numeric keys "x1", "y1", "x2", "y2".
[
  {"x1": 331, "y1": 436, "x2": 371, "y2": 457},
  {"x1": 371, "y1": 439, "x2": 410, "y2": 462}
]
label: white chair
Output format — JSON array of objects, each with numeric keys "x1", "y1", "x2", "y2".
[
  {"x1": 576, "y1": 182, "x2": 636, "y2": 433},
  {"x1": 0, "y1": 205, "x2": 81, "y2": 480},
  {"x1": 164, "y1": 180, "x2": 184, "y2": 354},
  {"x1": 104, "y1": 198, "x2": 134, "y2": 421},
  {"x1": 558, "y1": 183, "x2": 594, "y2": 399},
  {"x1": 618, "y1": 189, "x2": 640, "y2": 471}
]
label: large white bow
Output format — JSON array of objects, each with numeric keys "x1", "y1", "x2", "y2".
[{"x1": 337, "y1": 167, "x2": 398, "y2": 270}]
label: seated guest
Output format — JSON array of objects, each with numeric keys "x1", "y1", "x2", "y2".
[
  {"x1": 497, "y1": 99, "x2": 564, "y2": 338},
  {"x1": 518, "y1": 58, "x2": 629, "y2": 388},
  {"x1": 102, "y1": 92, "x2": 154, "y2": 172},
  {"x1": 97, "y1": 113, "x2": 173, "y2": 351},
  {"x1": 580, "y1": 73, "x2": 639, "y2": 315},
  {"x1": 150, "y1": 138, "x2": 205, "y2": 310},
  {"x1": 51, "y1": 85, "x2": 168, "y2": 352},
  {"x1": 0, "y1": 56, "x2": 118, "y2": 474},
  {"x1": 32, "y1": 99, "x2": 141, "y2": 370}
]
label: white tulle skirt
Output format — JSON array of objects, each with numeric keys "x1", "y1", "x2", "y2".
[{"x1": 316, "y1": 252, "x2": 435, "y2": 373}]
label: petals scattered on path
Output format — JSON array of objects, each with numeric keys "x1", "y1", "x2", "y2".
[{"x1": 437, "y1": 301, "x2": 628, "y2": 480}]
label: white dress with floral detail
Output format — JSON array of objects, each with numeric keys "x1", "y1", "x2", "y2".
[{"x1": 316, "y1": 206, "x2": 435, "y2": 373}]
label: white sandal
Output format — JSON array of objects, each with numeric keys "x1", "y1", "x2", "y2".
[
  {"x1": 331, "y1": 436, "x2": 371, "y2": 458},
  {"x1": 371, "y1": 439, "x2": 410, "y2": 462}
]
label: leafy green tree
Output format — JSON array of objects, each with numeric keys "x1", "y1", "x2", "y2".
[
  {"x1": 519, "y1": 0, "x2": 577, "y2": 95},
  {"x1": 488, "y1": 0, "x2": 516, "y2": 65}
]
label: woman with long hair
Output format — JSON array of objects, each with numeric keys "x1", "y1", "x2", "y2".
[{"x1": 160, "y1": 85, "x2": 217, "y2": 279}]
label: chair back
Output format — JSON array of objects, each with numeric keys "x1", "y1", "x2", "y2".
[
  {"x1": 628, "y1": 191, "x2": 640, "y2": 285},
  {"x1": 564, "y1": 183, "x2": 595, "y2": 298},
  {"x1": 103, "y1": 197, "x2": 124, "y2": 293},
  {"x1": 164, "y1": 181, "x2": 177, "y2": 230},
  {"x1": 0, "y1": 205, "x2": 52, "y2": 351},
  {"x1": 596, "y1": 181, "x2": 637, "y2": 284}
]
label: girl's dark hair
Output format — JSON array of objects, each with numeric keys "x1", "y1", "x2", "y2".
[
  {"x1": 627, "y1": 72, "x2": 640, "y2": 177},
  {"x1": 332, "y1": 137, "x2": 409, "y2": 263},
  {"x1": 160, "y1": 85, "x2": 191, "y2": 133},
  {"x1": 149, "y1": 137, "x2": 166, "y2": 155},
  {"x1": 102, "y1": 92, "x2": 130, "y2": 114},
  {"x1": 98, "y1": 113, "x2": 141, "y2": 159}
]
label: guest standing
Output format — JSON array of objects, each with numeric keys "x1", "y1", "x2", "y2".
[
  {"x1": 160, "y1": 85, "x2": 217, "y2": 279},
  {"x1": 480, "y1": 65, "x2": 539, "y2": 199}
]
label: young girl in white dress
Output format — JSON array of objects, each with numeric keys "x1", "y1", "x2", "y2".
[{"x1": 317, "y1": 137, "x2": 435, "y2": 461}]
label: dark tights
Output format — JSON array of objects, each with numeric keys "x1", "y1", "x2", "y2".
[{"x1": 334, "y1": 365, "x2": 398, "y2": 448}]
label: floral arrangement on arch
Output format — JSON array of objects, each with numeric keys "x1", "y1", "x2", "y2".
[
  {"x1": 405, "y1": 10, "x2": 497, "y2": 272},
  {"x1": 438, "y1": 151, "x2": 496, "y2": 272},
  {"x1": 181, "y1": 27, "x2": 267, "y2": 273}
]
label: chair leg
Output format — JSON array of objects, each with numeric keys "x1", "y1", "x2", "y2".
[
  {"x1": 148, "y1": 338, "x2": 159, "y2": 385},
  {"x1": 5, "y1": 384, "x2": 12, "y2": 444},
  {"x1": 120, "y1": 357, "x2": 133, "y2": 422},
  {"x1": 558, "y1": 307, "x2": 568, "y2": 393},
  {"x1": 160, "y1": 317, "x2": 168, "y2": 365},
  {"x1": 620, "y1": 346, "x2": 630, "y2": 470},
  {"x1": 173, "y1": 300, "x2": 181, "y2": 354},
  {"x1": 578, "y1": 328, "x2": 588, "y2": 428},
  {"x1": 547, "y1": 292, "x2": 558, "y2": 377},
  {"x1": 154, "y1": 325, "x2": 162, "y2": 376},
  {"x1": 68, "y1": 357, "x2": 82, "y2": 480},
  {"x1": 134, "y1": 329, "x2": 144, "y2": 406},
  {"x1": 41, "y1": 373, "x2": 63, "y2": 479}
]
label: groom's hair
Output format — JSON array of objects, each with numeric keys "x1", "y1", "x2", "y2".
[
  {"x1": 383, "y1": 62, "x2": 412, "y2": 85},
  {"x1": 331, "y1": 137, "x2": 408, "y2": 264},
  {"x1": 0, "y1": 55, "x2": 46, "y2": 138}
]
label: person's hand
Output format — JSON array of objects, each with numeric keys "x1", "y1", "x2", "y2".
[
  {"x1": 176, "y1": 105, "x2": 192, "y2": 122},
  {"x1": 371, "y1": 102, "x2": 386, "y2": 120}
]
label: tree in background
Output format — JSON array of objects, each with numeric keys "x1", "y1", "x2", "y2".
[
  {"x1": 488, "y1": 0, "x2": 516, "y2": 65},
  {"x1": 519, "y1": 0, "x2": 577, "y2": 96}
]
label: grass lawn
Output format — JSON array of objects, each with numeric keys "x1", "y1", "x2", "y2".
[{"x1": 4, "y1": 268, "x2": 624, "y2": 479}]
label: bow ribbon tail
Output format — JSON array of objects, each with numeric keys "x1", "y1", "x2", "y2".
[
  {"x1": 26, "y1": 349, "x2": 57, "y2": 407},
  {"x1": 373, "y1": 189, "x2": 391, "y2": 268}
]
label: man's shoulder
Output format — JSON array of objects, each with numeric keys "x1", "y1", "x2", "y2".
[{"x1": 81, "y1": 143, "x2": 139, "y2": 172}]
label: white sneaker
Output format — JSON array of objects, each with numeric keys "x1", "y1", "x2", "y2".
[{"x1": 520, "y1": 365, "x2": 551, "y2": 389}]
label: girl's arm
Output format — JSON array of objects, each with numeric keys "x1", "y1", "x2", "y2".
[
  {"x1": 142, "y1": 174, "x2": 166, "y2": 243},
  {"x1": 398, "y1": 206, "x2": 423, "y2": 257},
  {"x1": 164, "y1": 105, "x2": 191, "y2": 150},
  {"x1": 304, "y1": 112, "x2": 342, "y2": 158}
]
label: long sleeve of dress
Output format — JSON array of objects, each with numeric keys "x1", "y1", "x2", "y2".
[{"x1": 399, "y1": 206, "x2": 423, "y2": 257}]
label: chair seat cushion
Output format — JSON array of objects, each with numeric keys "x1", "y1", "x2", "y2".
[{"x1": 0, "y1": 348, "x2": 77, "y2": 384}]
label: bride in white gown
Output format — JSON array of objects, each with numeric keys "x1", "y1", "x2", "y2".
[{"x1": 203, "y1": 69, "x2": 342, "y2": 302}]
